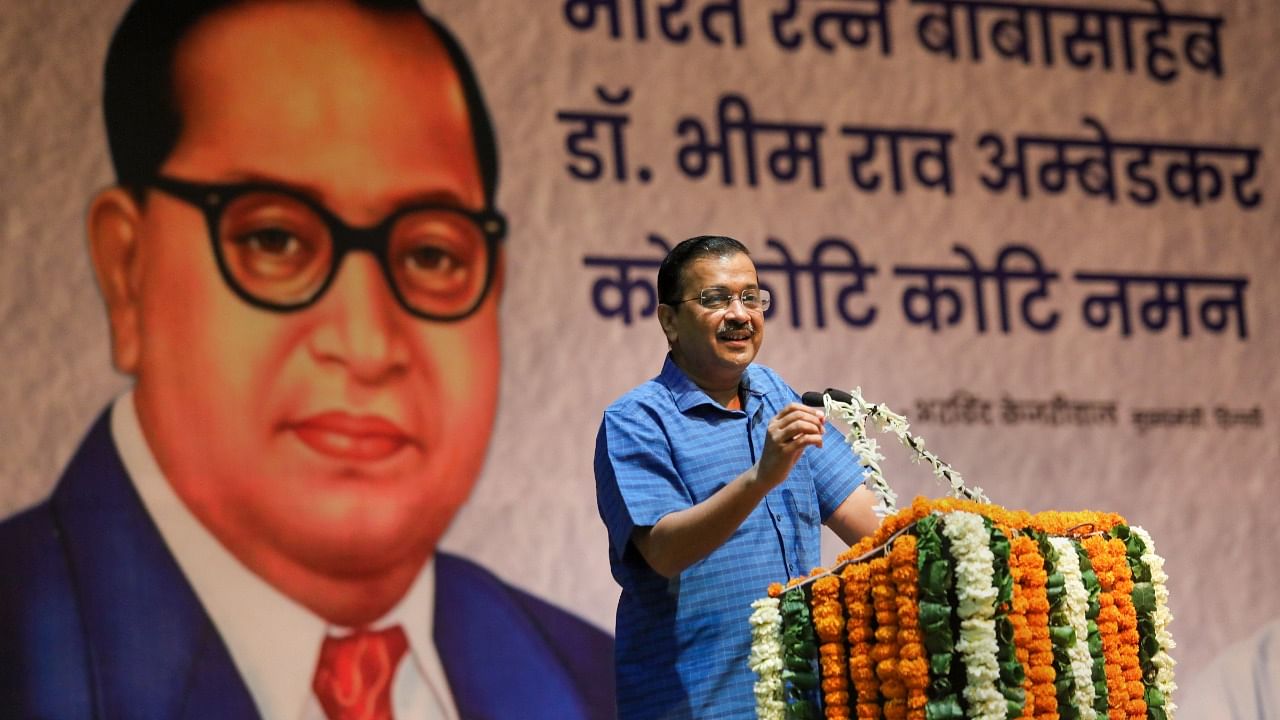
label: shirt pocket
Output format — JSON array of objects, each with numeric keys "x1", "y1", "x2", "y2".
[{"x1": 781, "y1": 483, "x2": 818, "y2": 527}]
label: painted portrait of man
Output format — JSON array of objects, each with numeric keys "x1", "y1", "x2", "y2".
[{"x1": 0, "y1": 1, "x2": 613, "y2": 718}]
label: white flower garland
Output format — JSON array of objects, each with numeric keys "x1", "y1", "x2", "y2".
[
  {"x1": 823, "y1": 388, "x2": 988, "y2": 517},
  {"x1": 940, "y1": 511, "x2": 1005, "y2": 720},
  {"x1": 1048, "y1": 536, "x2": 1098, "y2": 720},
  {"x1": 748, "y1": 597, "x2": 786, "y2": 720},
  {"x1": 1132, "y1": 526, "x2": 1177, "y2": 717}
]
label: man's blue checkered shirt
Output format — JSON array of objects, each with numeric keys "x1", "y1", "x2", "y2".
[{"x1": 595, "y1": 356, "x2": 866, "y2": 720}]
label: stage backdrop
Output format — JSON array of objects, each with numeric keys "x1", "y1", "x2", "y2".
[{"x1": 2, "y1": 0, "x2": 1277, "y2": 697}]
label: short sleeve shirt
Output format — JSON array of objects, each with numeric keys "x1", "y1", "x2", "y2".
[{"x1": 594, "y1": 357, "x2": 866, "y2": 720}]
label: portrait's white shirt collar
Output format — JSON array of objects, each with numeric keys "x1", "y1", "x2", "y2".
[{"x1": 113, "y1": 392, "x2": 459, "y2": 720}]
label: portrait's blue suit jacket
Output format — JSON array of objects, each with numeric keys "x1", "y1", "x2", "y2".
[{"x1": 0, "y1": 410, "x2": 615, "y2": 719}]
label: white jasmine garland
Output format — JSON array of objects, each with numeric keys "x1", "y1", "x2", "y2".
[
  {"x1": 1133, "y1": 526, "x2": 1177, "y2": 717},
  {"x1": 749, "y1": 597, "x2": 786, "y2": 720},
  {"x1": 824, "y1": 388, "x2": 988, "y2": 517},
  {"x1": 940, "y1": 511, "x2": 1005, "y2": 720},
  {"x1": 1048, "y1": 536, "x2": 1098, "y2": 720}
]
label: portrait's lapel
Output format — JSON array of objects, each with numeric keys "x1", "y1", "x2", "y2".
[
  {"x1": 52, "y1": 412, "x2": 260, "y2": 719},
  {"x1": 433, "y1": 554, "x2": 591, "y2": 720}
]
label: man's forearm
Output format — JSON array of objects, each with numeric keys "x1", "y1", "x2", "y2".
[
  {"x1": 631, "y1": 402, "x2": 825, "y2": 578},
  {"x1": 631, "y1": 461, "x2": 787, "y2": 578},
  {"x1": 825, "y1": 485, "x2": 880, "y2": 546}
]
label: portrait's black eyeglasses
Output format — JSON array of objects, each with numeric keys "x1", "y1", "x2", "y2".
[
  {"x1": 149, "y1": 176, "x2": 507, "y2": 322},
  {"x1": 668, "y1": 287, "x2": 772, "y2": 312}
]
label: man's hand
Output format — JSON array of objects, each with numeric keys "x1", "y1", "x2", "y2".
[
  {"x1": 756, "y1": 403, "x2": 826, "y2": 489},
  {"x1": 632, "y1": 403, "x2": 829, "y2": 578}
]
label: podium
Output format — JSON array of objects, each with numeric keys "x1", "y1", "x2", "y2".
[{"x1": 748, "y1": 390, "x2": 1175, "y2": 720}]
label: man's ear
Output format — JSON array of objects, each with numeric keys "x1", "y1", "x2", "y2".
[
  {"x1": 88, "y1": 187, "x2": 145, "y2": 375},
  {"x1": 657, "y1": 303, "x2": 678, "y2": 346}
]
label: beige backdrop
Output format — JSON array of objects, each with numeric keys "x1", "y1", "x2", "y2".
[{"x1": 2, "y1": 0, "x2": 1277, "y2": 694}]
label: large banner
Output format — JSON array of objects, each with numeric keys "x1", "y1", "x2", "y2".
[{"x1": 2, "y1": 0, "x2": 1276, "y2": 711}]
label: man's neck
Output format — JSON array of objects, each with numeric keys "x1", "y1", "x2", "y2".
[{"x1": 670, "y1": 356, "x2": 743, "y2": 407}]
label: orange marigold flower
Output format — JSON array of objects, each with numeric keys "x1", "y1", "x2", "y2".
[
  {"x1": 1008, "y1": 533, "x2": 1055, "y2": 720},
  {"x1": 1081, "y1": 534, "x2": 1147, "y2": 720},
  {"x1": 869, "y1": 555, "x2": 902, "y2": 702},
  {"x1": 844, "y1": 562, "x2": 880, "y2": 716},
  {"x1": 822, "y1": 652, "x2": 846, "y2": 676},
  {"x1": 880, "y1": 680, "x2": 907, "y2": 698},
  {"x1": 815, "y1": 616, "x2": 844, "y2": 642},
  {"x1": 874, "y1": 626, "x2": 898, "y2": 645},
  {"x1": 887, "y1": 534, "x2": 927, "y2": 720},
  {"x1": 811, "y1": 574, "x2": 851, "y2": 719},
  {"x1": 871, "y1": 643, "x2": 897, "y2": 664}
]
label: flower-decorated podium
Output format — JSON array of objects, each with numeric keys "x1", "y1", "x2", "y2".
[{"x1": 748, "y1": 390, "x2": 1176, "y2": 720}]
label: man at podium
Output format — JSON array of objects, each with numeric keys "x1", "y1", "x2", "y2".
[{"x1": 595, "y1": 234, "x2": 881, "y2": 719}]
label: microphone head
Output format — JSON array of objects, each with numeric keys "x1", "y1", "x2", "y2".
[
  {"x1": 802, "y1": 389, "x2": 854, "y2": 407},
  {"x1": 800, "y1": 391, "x2": 825, "y2": 407},
  {"x1": 824, "y1": 388, "x2": 854, "y2": 404}
]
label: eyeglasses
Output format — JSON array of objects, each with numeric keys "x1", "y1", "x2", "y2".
[
  {"x1": 669, "y1": 287, "x2": 771, "y2": 312},
  {"x1": 148, "y1": 175, "x2": 507, "y2": 322}
]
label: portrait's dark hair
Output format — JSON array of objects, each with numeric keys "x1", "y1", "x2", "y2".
[
  {"x1": 657, "y1": 235, "x2": 750, "y2": 305},
  {"x1": 102, "y1": 0, "x2": 499, "y2": 206}
]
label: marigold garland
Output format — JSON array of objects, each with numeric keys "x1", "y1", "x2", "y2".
[
  {"x1": 832, "y1": 497, "x2": 1128, "y2": 570},
  {"x1": 1028, "y1": 510, "x2": 1127, "y2": 537},
  {"x1": 1007, "y1": 539, "x2": 1034, "y2": 719},
  {"x1": 1082, "y1": 535, "x2": 1148, "y2": 720},
  {"x1": 888, "y1": 534, "x2": 928, "y2": 720},
  {"x1": 842, "y1": 562, "x2": 880, "y2": 720},
  {"x1": 1010, "y1": 534, "x2": 1058, "y2": 720},
  {"x1": 869, "y1": 555, "x2": 906, "y2": 720},
  {"x1": 835, "y1": 497, "x2": 936, "y2": 566},
  {"x1": 811, "y1": 575, "x2": 852, "y2": 720},
  {"x1": 1083, "y1": 537, "x2": 1127, "y2": 719}
]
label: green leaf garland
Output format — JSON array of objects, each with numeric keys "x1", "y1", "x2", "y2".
[{"x1": 780, "y1": 587, "x2": 820, "y2": 719}]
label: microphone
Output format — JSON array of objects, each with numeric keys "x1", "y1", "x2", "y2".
[{"x1": 800, "y1": 388, "x2": 853, "y2": 407}]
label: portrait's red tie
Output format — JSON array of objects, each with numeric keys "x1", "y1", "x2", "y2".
[{"x1": 312, "y1": 626, "x2": 409, "y2": 720}]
